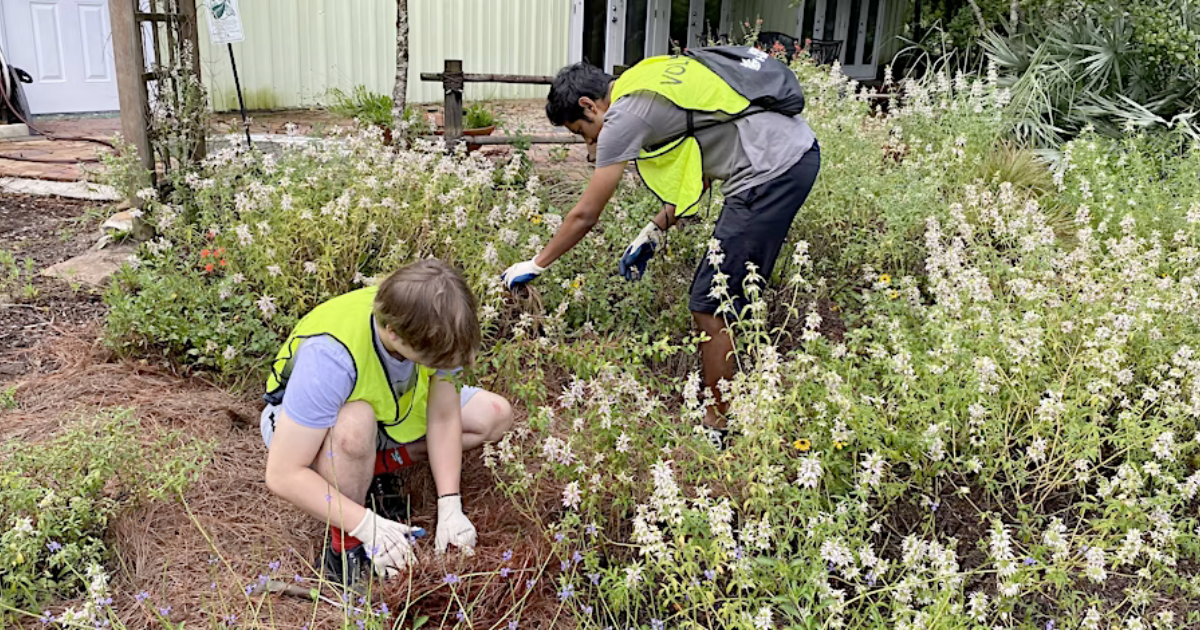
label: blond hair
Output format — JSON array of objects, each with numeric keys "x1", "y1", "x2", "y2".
[{"x1": 374, "y1": 259, "x2": 480, "y2": 368}]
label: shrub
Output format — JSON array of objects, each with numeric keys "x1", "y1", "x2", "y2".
[
  {"x1": 486, "y1": 178, "x2": 1200, "y2": 629},
  {"x1": 0, "y1": 411, "x2": 209, "y2": 622},
  {"x1": 325, "y1": 85, "x2": 432, "y2": 136}
]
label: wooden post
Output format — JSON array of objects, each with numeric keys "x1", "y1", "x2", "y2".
[
  {"x1": 109, "y1": 0, "x2": 153, "y2": 177},
  {"x1": 443, "y1": 59, "x2": 464, "y2": 146},
  {"x1": 177, "y1": 0, "x2": 205, "y2": 161}
]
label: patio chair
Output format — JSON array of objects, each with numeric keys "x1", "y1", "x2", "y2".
[{"x1": 808, "y1": 39, "x2": 843, "y2": 66}]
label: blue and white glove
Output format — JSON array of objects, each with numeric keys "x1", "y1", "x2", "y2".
[
  {"x1": 501, "y1": 258, "x2": 546, "y2": 289},
  {"x1": 618, "y1": 221, "x2": 664, "y2": 281}
]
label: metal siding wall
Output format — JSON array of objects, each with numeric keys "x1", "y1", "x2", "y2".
[{"x1": 196, "y1": 0, "x2": 569, "y2": 111}]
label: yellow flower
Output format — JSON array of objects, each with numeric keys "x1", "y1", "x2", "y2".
[
  {"x1": 834, "y1": 441, "x2": 847, "y2": 450},
  {"x1": 879, "y1": 274, "x2": 891, "y2": 285},
  {"x1": 888, "y1": 290, "x2": 900, "y2": 300},
  {"x1": 530, "y1": 215, "x2": 542, "y2": 224},
  {"x1": 793, "y1": 438, "x2": 812, "y2": 452},
  {"x1": 571, "y1": 277, "x2": 584, "y2": 290}
]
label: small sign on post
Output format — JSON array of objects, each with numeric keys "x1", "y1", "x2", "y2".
[
  {"x1": 204, "y1": 0, "x2": 250, "y2": 147},
  {"x1": 205, "y1": 0, "x2": 244, "y2": 45}
]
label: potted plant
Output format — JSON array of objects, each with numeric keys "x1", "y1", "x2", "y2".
[{"x1": 463, "y1": 102, "x2": 498, "y2": 152}]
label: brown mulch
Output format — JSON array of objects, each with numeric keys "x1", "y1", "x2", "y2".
[
  {"x1": 0, "y1": 193, "x2": 108, "y2": 382},
  {"x1": 3, "y1": 325, "x2": 565, "y2": 629}
]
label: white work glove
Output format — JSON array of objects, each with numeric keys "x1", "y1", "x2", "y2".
[
  {"x1": 619, "y1": 221, "x2": 664, "y2": 281},
  {"x1": 500, "y1": 258, "x2": 546, "y2": 289},
  {"x1": 349, "y1": 508, "x2": 416, "y2": 578},
  {"x1": 435, "y1": 495, "x2": 477, "y2": 554}
]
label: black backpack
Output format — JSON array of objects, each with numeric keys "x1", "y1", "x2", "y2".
[{"x1": 685, "y1": 46, "x2": 806, "y2": 116}]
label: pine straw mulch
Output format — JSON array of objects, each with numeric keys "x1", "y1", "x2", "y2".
[{"x1": 4, "y1": 325, "x2": 565, "y2": 629}]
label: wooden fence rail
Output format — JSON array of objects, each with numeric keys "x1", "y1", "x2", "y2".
[{"x1": 420, "y1": 60, "x2": 580, "y2": 147}]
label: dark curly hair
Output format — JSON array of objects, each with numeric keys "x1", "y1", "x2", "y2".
[{"x1": 545, "y1": 63, "x2": 614, "y2": 127}]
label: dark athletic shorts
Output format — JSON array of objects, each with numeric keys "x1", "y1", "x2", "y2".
[{"x1": 689, "y1": 141, "x2": 821, "y2": 316}]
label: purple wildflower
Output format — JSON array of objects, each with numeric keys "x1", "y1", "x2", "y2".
[
  {"x1": 500, "y1": 567, "x2": 511, "y2": 578},
  {"x1": 159, "y1": 606, "x2": 172, "y2": 616},
  {"x1": 588, "y1": 572, "x2": 600, "y2": 585},
  {"x1": 135, "y1": 591, "x2": 150, "y2": 603},
  {"x1": 502, "y1": 549, "x2": 513, "y2": 562},
  {"x1": 558, "y1": 584, "x2": 574, "y2": 601},
  {"x1": 444, "y1": 573, "x2": 460, "y2": 585},
  {"x1": 572, "y1": 550, "x2": 583, "y2": 564},
  {"x1": 46, "y1": 541, "x2": 62, "y2": 553},
  {"x1": 269, "y1": 560, "x2": 281, "y2": 571}
]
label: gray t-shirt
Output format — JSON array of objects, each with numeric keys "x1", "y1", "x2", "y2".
[{"x1": 595, "y1": 91, "x2": 816, "y2": 198}]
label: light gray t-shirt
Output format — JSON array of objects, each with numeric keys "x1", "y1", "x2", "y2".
[{"x1": 595, "y1": 91, "x2": 816, "y2": 198}]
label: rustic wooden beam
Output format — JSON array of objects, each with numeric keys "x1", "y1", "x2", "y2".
[
  {"x1": 465, "y1": 135, "x2": 584, "y2": 145},
  {"x1": 443, "y1": 60, "x2": 464, "y2": 145},
  {"x1": 177, "y1": 0, "x2": 206, "y2": 161},
  {"x1": 420, "y1": 72, "x2": 555, "y2": 85},
  {"x1": 134, "y1": 11, "x2": 182, "y2": 22},
  {"x1": 110, "y1": 0, "x2": 154, "y2": 178}
]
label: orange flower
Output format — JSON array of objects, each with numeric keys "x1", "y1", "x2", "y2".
[
  {"x1": 219, "y1": 259, "x2": 228, "y2": 267},
  {"x1": 216, "y1": 247, "x2": 226, "y2": 256},
  {"x1": 201, "y1": 249, "x2": 211, "y2": 258},
  {"x1": 204, "y1": 263, "x2": 214, "y2": 273}
]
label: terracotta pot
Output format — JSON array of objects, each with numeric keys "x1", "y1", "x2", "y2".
[{"x1": 463, "y1": 125, "x2": 495, "y2": 152}]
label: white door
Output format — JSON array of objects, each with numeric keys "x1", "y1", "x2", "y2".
[
  {"x1": 569, "y1": 0, "x2": 586, "y2": 64},
  {"x1": 0, "y1": 0, "x2": 120, "y2": 114},
  {"x1": 797, "y1": 0, "x2": 885, "y2": 81}
]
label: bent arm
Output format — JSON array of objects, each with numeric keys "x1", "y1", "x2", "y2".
[
  {"x1": 425, "y1": 378, "x2": 463, "y2": 498},
  {"x1": 533, "y1": 162, "x2": 626, "y2": 267}
]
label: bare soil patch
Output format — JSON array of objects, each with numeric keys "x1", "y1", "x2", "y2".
[{"x1": 0, "y1": 193, "x2": 108, "y2": 382}]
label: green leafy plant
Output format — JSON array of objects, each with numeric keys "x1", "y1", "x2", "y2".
[
  {"x1": 984, "y1": 0, "x2": 1200, "y2": 144},
  {"x1": 465, "y1": 102, "x2": 497, "y2": 130},
  {"x1": 0, "y1": 411, "x2": 209, "y2": 622},
  {"x1": 326, "y1": 85, "x2": 394, "y2": 128}
]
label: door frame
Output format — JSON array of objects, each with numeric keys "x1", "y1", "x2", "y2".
[
  {"x1": 794, "y1": 0, "x2": 886, "y2": 81},
  {"x1": 646, "y1": 0, "x2": 671, "y2": 57},
  {"x1": 569, "y1": 0, "x2": 585, "y2": 64}
]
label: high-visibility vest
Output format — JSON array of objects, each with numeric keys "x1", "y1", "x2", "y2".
[
  {"x1": 265, "y1": 287, "x2": 436, "y2": 444},
  {"x1": 610, "y1": 46, "x2": 806, "y2": 216}
]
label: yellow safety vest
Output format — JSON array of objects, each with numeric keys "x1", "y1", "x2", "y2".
[
  {"x1": 265, "y1": 287, "x2": 436, "y2": 444},
  {"x1": 611, "y1": 55, "x2": 751, "y2": 217}
]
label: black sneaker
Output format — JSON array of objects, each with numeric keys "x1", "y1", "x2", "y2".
[
  {"x1": 367, "y1": 474, "x2": 410, "y2": 523},
  {"x1": 318, "y1": 543, "x2": 369, "y2": 593}
]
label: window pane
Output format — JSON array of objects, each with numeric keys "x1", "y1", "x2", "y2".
[
  {"x1": 584, "y1": 0, "x2": 608, "y2": 67},
  {"x1": 864, "y1": 0, "x2": 879, "y2": 65},
  {"x1": 626, "y1": 0, "x2": 649, "y2": 65},
  {"x1": 845, "y1": 0, "x2": 862, "y2": 65}
]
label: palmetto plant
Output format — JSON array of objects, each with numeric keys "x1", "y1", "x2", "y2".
[{"x1": 983, "y1": 0, "x2": 1200, "y2": 144}]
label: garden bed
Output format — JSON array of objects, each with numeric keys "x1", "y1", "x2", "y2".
[{"x1": 0, "y1": 193, "x2": 108, "y2": 382}]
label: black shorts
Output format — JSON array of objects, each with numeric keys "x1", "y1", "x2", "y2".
[{"x1": 689, "y1": 141, "x2": 821, "y2": 316}]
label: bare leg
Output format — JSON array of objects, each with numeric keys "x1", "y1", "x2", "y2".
[
  {"x1": 402, "y1": 391, "x2": 514, "y2": 461},
  {"x1": 693, "y1": 311, "x2": 735, "y2": 430},
  {"x1": 311, "y1": 401, "x2": 377, "y2": 516}
]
